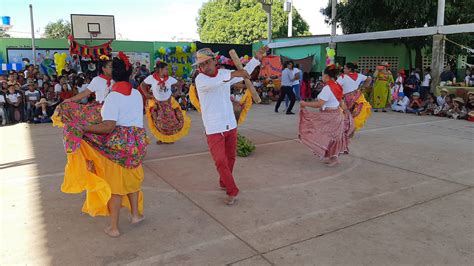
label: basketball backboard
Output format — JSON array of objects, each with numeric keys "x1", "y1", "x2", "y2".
[{"x1": 71, "y1": 14, "x2": 115, "y2": 40}]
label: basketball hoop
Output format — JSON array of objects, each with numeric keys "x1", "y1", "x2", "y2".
[{"x1": 90, "y1": 32, "x2": 98, "y2": 38}]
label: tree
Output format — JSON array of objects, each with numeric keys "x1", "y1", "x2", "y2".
[
  {"x1": 197, "y1": 0, "x2": 311, "y2": 44},
  {"x1": 44, "y1": 19, "x2": 71, "y2": 39},
  {"x1": 321, "y1": 0, "x2": 473, "y2": 69}
]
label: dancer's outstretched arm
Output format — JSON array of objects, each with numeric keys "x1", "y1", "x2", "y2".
[
  {"x1": 300, "y1": 99, "x2": 326, "y2": 109},
  {"x1": 82, "y1": 120, "x2": 116, "y2": 134}
]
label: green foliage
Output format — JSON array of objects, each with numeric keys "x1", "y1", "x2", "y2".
[
  {"x1": 197, "y1": 0, "x2": 311, "y2": 44},
  {"x1": 44, "y1": 19, "x2": 71, "y2": 39},
  {"x1": 321, "y1": 0, "x2": 474, "y2": 67},
  {"x1": 237, "y1": 133, "x2": 255, "y2": 157}
]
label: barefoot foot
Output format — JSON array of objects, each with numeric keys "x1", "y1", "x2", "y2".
[
  {"x1": 131, "y1": 215, "x2": 145, "y2": 225},
  {"x1": 326, "y1": 159, "x2": 340, "y2": 167},
  {"x1": 104, "y1": 226, "x2": 120, "y2": 238}
]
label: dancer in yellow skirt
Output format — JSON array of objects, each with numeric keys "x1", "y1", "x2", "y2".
[
  {"x1": 337, "y1": 63, "x2": 373, "y2": 132},
  {"x1": 55, "y1": 52, "x2": 149, "y2": 237},
  {"x1": 141, "y1": 61, "x2": 190, "y2": 144}
]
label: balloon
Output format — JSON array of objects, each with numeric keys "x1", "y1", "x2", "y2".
[
  {"x1": 166, "y1": 47, "x2": 172, "y2": 54},
  {"x1": 159, "y1": 47, "x2": 166, "y2": 55},
  {"x1": 54, "y1": 52, "x2": 67, "y2": 75},
  {"x1": 244, "y1": 55, "x2": 249, "y2": 61},
  {"x1": 191, "y1": 43, "x2": 197, "y2": 53},
  {"x1": 183, "y1": 45, "x2": 190, "y2": 53},
  {"x1": 176, "y1": 46, "x2": 183, "y2": 54}
]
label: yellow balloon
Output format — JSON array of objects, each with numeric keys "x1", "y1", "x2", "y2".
[
  {"x1": 54, "y1": 53, "x2": 67, "y2": 75},
  {"x1": 190, "y1": 43, "x2": 197, "y2": 53}
]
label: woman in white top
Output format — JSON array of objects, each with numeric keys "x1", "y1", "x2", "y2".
[
  {"x1": 337, "y1": 63, "x2": 372, "y2": 132},
  {"x1": 57, "y1": 53, "x2": 149, "y2": 238},
  {"x1": 141, "y1": 61, "x2": 190, "y2": 144},
  {"x1": 300, "y1": 65, "x2": 353, "y2": 167},
  {"x1": 64, "y1": 56, "x2": 113, "y2": 104}
]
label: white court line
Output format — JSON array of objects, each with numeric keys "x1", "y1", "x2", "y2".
[
  {"x1": 124, "y1": 235, "x2": 237, "y2": 266},
  {"x1": 358, "y1": 119, "x2": 450, "y2": 133}
]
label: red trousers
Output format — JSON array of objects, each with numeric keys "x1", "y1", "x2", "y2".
[{"x1": 206, "y1": 128, "x2": 239, "y2": 197}]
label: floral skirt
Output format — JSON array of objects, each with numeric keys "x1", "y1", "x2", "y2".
[
  {"x1": 299, "y1": 108, "x2": 352, "y2": 160},
  {"x1": 146, "y1": 97, "x2": 190, "y2": 143}
]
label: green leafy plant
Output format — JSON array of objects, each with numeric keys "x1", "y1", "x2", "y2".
[{"x1": 237, "y1": 133, "x2": 255, "y2": 157}]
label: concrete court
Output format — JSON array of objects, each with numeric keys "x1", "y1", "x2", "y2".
[{"x1": 1, "y1": 103, "x2": 473, "y2": 265}]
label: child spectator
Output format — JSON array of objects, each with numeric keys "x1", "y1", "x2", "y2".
[
  {"x1": 406, "y1": 92, "x2": 424, "y2": 114},
  {"x1": 59, "y1": 83, "x2": 73, "y2": 101},
  {"x1": 24, "y1": 81, "x2": 42, "y2": 122},
  {"x1": 391, "y1": 92, "x2": 410, "y2": 112},
  {"x1": 446, "y1": 97, "x2": 468, "y2": 119},
  {"x1": 437, "y1": 88, "x2": 448, "y2": 106},
  {"x1": 420, "y1": 93, "x2": 438, "y2": 116},
  {"x1": 392, "y1": 69, "x2": 405, "y2": 100},
  {"x1": 6, "y1": 85, "x2": 22, "y2": 123},
  {"x1": 435, "y1": 94, "x2": 454, "y2": 117}
]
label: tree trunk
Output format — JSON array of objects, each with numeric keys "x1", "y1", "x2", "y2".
[{"x1": 414, "y1": 46, "x2": 423, "y2": 70}]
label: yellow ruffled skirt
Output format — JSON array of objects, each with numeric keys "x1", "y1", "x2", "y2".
[
  {"x1": 145, "y1": 97, "x2": 191, "y2": 143},
  {"x1": 62, "y1": 140, "x2": 144, "y2": 217},
  {"x1": 353, "y1": 94, "x2": 372, "y2": 131}
]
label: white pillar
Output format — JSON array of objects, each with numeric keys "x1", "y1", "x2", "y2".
[
  {"x1": 29, "y1": 4, "x2": 36, "y2": 66},
  {"x1": 431, "y1": 0, "x2": 446, "y2": 92},
  {"x1": 437, "y1": 0, "x2": 445, "y2": 26},
  {"x1": 288, "y1": 0, "x2": 293, "y2": 37},
  {"x1": 329, "y1": 0, "x2": 337, "y2": 49}
]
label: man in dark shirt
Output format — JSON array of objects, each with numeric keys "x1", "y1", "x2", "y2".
[{"x1": 440, "y1": 65, "x2": 456, "y2": 82}]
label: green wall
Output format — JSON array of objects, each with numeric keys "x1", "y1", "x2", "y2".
[
  {"x1": 253, "y1": 38, "x2": 421, "y2": 73},
  {"x1": 0, "y1": 38, "x2": 192, "y2": 66}
]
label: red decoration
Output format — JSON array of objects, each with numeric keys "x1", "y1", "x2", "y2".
[
  {"x1": 117, "y1": 51, "x2": 131, "y2": 70},
  {"x1": 68, "y1": 35, "x2": 113, "y2": 60}
]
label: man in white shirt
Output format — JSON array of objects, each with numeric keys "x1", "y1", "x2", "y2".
[
  {"x1": 275, "y1": 61, "x2": 298, "y2": 114},
  {"x1": 195, "y1": 46, "x2": 268, "y2": 205},
  {"x1": 292, "y1": 64, "x2": 302, "y2": 101}
]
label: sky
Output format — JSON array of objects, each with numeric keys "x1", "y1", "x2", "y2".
[{"x1": 1, "y1": 0, "x2": 339, "y2": 41}]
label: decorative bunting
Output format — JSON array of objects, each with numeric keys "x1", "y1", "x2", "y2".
[{"x1": 68, "y1": 35, "x2": 113, "y2": 60}]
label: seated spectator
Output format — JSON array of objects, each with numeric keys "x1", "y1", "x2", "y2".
[
  {"x1": 76, "y1": 78, "x2": 89, "y2": 104},
  {"x1": 391, "y1": 92, "x2": 410, "y2": 113},
  {"x1": 24, "y1": 81, "x2": 42, "y2": 122},
  {"x1": 437, "y1": 88, "x2": 448, "y2": 106},
  {"x1": 434, "y1": 94, "x2": 454, "y2": 117},
  {"x1": 446, "y1": 97, "x2": 468, "y2": 119},
  {"x1": 466, "y1": 91, "x2": 474, "y2": 112},
  {"x1": 420, "y1": 93, "x2": 438, "y2": 116},
  {"x1": 61, "y1": 63, "x2": 76, "y2": 76},
  {"x1": 0, "y1": 91, "x2": 7, "y2": 125},
  {"x1": 59, "y1": 83, "x2": 73, "y2": 101},
  {"x1": 406, "y1": 92, "x2": 424, "y2": 114},
  {"x1": 6, "y1": 85, "x2": 22, "y2": 123}
]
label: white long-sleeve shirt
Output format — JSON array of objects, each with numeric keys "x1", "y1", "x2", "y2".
[{"x1": 195, "y1": 58, "x2": 260, "y2": 135}]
